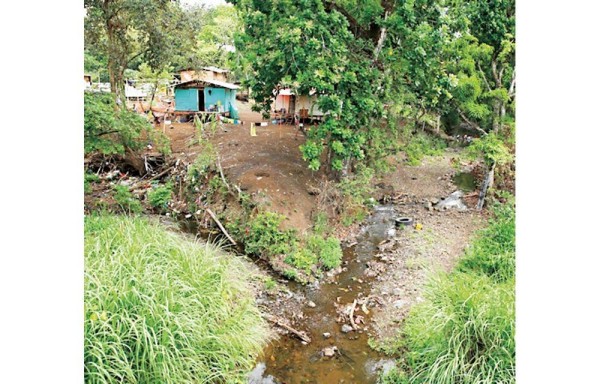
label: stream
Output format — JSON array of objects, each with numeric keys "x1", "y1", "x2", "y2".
[{"x1": 249, "y1": 205, "x2": 399, "y2": 384}]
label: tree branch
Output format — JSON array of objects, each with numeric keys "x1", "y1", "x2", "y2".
[
  {"x1": 477, "y1": 62, "x2": 492, "y2": 92},
  {"x1": 454, "y1": 104, "x2": 488, "y2": 136}
]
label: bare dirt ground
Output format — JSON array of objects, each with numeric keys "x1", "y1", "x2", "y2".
[{"x1": 162, "y1": 101, "x2": 325, "y2": 233}]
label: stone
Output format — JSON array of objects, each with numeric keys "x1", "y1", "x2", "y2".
[
  {"x1": 341, "y1": 324, "x2": 354, "y2": 333},
  {"x1": 307, "y1": 301, "x2": 316, "y2": 308},
  {"x1": 393, "y1": 299, "x2": 406, "y2": 309},
  {"x1": 323, "y1": 332, "x2": 331, "y2": 339},
  {"x1": 322, "y1": 346, "x2": 338, "y2": 357},
  {"x1": 392, "y1": 288, "x2": 402, "y2": 296}
]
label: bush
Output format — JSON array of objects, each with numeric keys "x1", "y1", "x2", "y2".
[
  {"x1": 147, "y1": 183, "x2": 173, "y2": 210},
  {"x1": 84, "y1": 92, "x2": 170, "y2": 155},
  {"x1": 113, "y1": 185, "x2": 142, "y2": 214},
  {"x1": 242, "y1": 211, "x2": 298, "y2": 257},
  {"x1": 84, "y1": 214, "x2": 269, "y2": 383},
  {"x1": 306, "y1": 235, "x2": 343, "y2": 270},
  {"x1": 402, "y1": 272, "x2": 515, "y2": 384}
]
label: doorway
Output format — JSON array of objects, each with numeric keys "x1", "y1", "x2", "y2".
[{"x1": 198, "y1": 89, "x2": 205, "y2": 111}]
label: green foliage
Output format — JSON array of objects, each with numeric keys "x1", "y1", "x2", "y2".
[
  {"x1": 466, "y1": 133, "x2": 513, "y2": 167},
  {"x1": 241, "y1": 212, "x2": 298, "y2": 258},
  {"x1": 378, "y1": 367, "x2": 409, "y2": 384},
  {"x1": 338, "y1": 165, "x2": 375, "y2": 225},
  {"x1": 306, "y1": 235, "x2": 343, "y2": 270},
  {"x1": 312, "y1": 211, "x2": 329, "y2": 235},
  {"x1": 285, "y1": 248, "x2": 318, "y2": 274},
  {"x1": 147, "y1": 183, "x2": 173, "y2": 210},
  {"x1": 84, "y1": 214, "x2": 269, "y2": 384},
  {"x1": 84, "y1": 92, "x2": 167, "y2": 155},
  {"x1": 403, "y1": 132, "x2": 447, "y2": 166},
  {"x1": 112, "y1": 185, "x2": 142, "y2": 214},
  {"x1": 264, "y1": 276, "x2": 277, "y2": 291},
  {"x1": 187, "y1": 143, "x2": 217, "y2": 185},
  {"x1": 458, "y1": 196, "x2": 515, "y2": 281},
  {"x1": 85, "y1": 172, "x2": 101, "y2": 194},
  {"x1": 387, "y1": 199, "x2": 516, "y2": 384},
  {"x1": 402, "y1": 272, "x2": 515, "y2": 384}
]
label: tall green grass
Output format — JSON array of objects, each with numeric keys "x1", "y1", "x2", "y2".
[
  {"x1": 402, "y1": 273, "x2": 515, "y2": 384},
  {"x1": 380, "y1": 199, "x2": 515, "y2": 384},
  {"x1": 84, "y1": 215, "x2": 269, "y2": 383}
]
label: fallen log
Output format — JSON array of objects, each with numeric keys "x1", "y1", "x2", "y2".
[
  {"x1": 206, "y1": 208, "x2": 237, "y2": 246},
  {"x1": 263, "y1": 313, "x2": 311, "y2": 343}
]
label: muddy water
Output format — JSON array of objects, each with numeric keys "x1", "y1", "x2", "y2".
[
  {"x1": 249, "y1": 206, "x2": 399, "y2": 384},
  {"x1": 453, "y1": 172, "x2": 477, "y2": 192}
]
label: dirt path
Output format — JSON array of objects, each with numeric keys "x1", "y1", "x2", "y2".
[{"x1": 367, "y1": 153, "x2": 486, "y2": 340}]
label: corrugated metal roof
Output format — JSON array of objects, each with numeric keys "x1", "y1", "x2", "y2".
[
  {"x1": 175, "y1": 79, "x2": 239, "y2": 90},
  {"x1": 203, "y1": 66, "x2": 229, "y2": 73}
]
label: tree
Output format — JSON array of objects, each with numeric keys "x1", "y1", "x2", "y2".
[
  {"x1": 84, "y1": 0, "x2": 190, "y2": 105},
  {"x1": 230, "y1": 0, "x2": 396, "y2": 176}
]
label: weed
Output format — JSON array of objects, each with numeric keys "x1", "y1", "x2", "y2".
[
  {"x1": 113, "y1": 185, "x2": 142, "y2": 214},
  {"x1": 147, "y1": 183, "x2": 173, "y2": 210},
  {"x1": 264, "y1": 277, "x2": 277, "y2": 291},
  {"x1": 285, "y1": 248, "x2": 318, "y2": 274},
  {"x1": 242, "y1": 211, "x2": 298, "y2": 258}
]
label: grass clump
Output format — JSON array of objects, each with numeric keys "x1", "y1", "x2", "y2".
[
  {"x1": 84, "y1": 214, "x2": 269, "y2": 384},
  {"x1": 457, "y1": 198, "x2": 515, "y2": 281},
  {"x1": 402, "y1": 272, "x2": 515, "y2": 384},
  {"x1": 338, "y1": 165, "x2": 375, "y2": 226}
]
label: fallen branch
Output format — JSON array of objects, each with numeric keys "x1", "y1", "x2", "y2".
[
  {"x1": 263, "y1": 313, "x2": 311, "y2": 343},
  {"x1": 206, "y1": 208, "x2": 237, "y2": 246},
  {"x1": 128, "y1": 166, "x2": 174, "y2": 191}
]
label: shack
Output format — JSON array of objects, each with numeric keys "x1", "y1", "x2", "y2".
[
  {"x1": 272, "y1": 88, "x2": 324, "y2": 121},
  {"x1": 174, "y1": 79, "x2": 239, "y2": 118}
]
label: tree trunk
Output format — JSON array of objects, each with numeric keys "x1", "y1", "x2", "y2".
[{"x1": 476, "y1": 162, "x2": 496, "y2": 210}]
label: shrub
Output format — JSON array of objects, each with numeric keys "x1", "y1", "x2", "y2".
[
  {"x1": 306, "y1": 235, "x2": 343, "y2": 270},
  {"x1": 147, "y1": 183, "x2": 173, "y2": 210},
  {"x1": 242, "y1": 211, "x2": 298, "y2": 257},
  {"x1": 84, "y1": 214, "x2": 269, "y2": 384},
  {"x1": 285, "y1": 248, "x2": 318, "y2": 274},
  {"x1": 113, "y1": 185, "x2": 142, "y2": 214},
  {"x1": 402, "y1": 272, "x2": 515, "y2": 384}
]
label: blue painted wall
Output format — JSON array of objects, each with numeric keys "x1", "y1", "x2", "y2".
[
  {"x1": 175, "y1": 86, "x2": 237, "y2": 115},
  {"x1": 174, "y1": 88, "x2": 198, "y2": 111}
]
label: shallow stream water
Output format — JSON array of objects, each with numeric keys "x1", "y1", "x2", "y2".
[{"x1": 249, "y1": 206, "x2": 399, "y2": 384}]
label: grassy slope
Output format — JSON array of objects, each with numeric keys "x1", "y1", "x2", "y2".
[{"x1": 84, "y1": 214, "x2": 269, "y2": 383}]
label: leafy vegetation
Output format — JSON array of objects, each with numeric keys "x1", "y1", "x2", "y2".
[
  {"x1": 403, "y1": 132, "x2": 447, "y2": 166},
  {"x1": 84, "y1": 214, "x2": 269, "y2": 383},
  {"x1": 147, "y1": 183, "x2": 173, "y2": 211},
  {"x1": 112, "y1": 185, "x2": 142, "y2": 214},
  {"x1": 380, "y1": 199, "x2": 516, "y2": 384}
]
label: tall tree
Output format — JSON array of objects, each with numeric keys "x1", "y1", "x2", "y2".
[
  {"x1": 84, "y1": 0, "x2": 188, "y2": 105},
  {"x1": 230, "y1": 0, "x2": 396, "y2": 176}
]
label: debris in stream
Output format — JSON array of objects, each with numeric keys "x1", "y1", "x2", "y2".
[
  {"x1": 435, "y1": 190, "x2": 468, "y2": 211},
  {"x1": 322, "y1": 346, "x2": 338, "y2": 358},
  {"x1": 341, "y1": 324, "x2": 354, "y2": 333}
]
